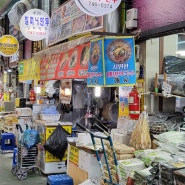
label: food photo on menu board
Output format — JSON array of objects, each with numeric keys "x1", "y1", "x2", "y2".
[
  {"x1": 104, "y1": 37, "x2": 136, "y2": 86},
  {"x1": 72, "y1": 14, "x2": 86, "y2": 33},
  {"x1": 68, "y1": 49, "x2": 78, "y2": 69},
  {"x1": 87, "y1": 38, "x2": 104, "y2": 86},
  {"x1": 85, "y1": 15, "x2": 103, "y2": 30},
  {"x1": 80, "y1": 45, "x2": 90, "y2": 67}
]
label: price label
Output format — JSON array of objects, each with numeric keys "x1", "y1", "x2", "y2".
[{"x1": 162, "y1": 81, "x2": 172, "y2": 95}]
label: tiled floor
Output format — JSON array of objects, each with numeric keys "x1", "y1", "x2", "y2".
[{"x1": 0, "y1": 152, "x2": 47, "y2": 185}]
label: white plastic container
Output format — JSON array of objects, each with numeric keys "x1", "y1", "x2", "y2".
[
  {"x1": 16, "y1": 108, "x2": 32, "y2": 117},
  {"x1": 39, "y1": 114, "x2": 61, "y2": 121}
]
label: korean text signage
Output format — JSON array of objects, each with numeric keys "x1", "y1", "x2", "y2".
[
  {"x1": 40, "y1": 43, "x2": 90, "y2": 81},
  {"x1": 87, "y1": 36, "x2": 136, "y2": 87},
  {"x1": 20, "y1": 9, "x2": 50, "y2": 41},
  {"x1": 0, "y1": 35, "x2": 19, "y2": 57},
  {"x1": 75, "y1": 0, "x2": 121, "y2": 16},
  {"x1": 119, "y1": 86, "x2": 133, "y2": 117},
  {"x1": 18, "y1": 58, "x2": 40, "y2": 81},
  {"x1": 87, "y1": 38, "x2": 104, "y2": 86},
  {"x1": 104, "y1": 37, "x2": 136, "y2": 86},
  {"x1": 49, "y1": 0, "x2": 103, "y2": 45}
]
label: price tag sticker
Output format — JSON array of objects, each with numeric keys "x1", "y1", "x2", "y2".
[{"x1": 162, "y1": 81, "x2": 172, "y2": 95}]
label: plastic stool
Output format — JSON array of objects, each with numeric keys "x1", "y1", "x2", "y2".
[
  {"x1": 47, "y1": 174, "x2": 74, "y2": 185},
  {"x1": 1, "y1": 133, "x2": 16, "y2": 153}
]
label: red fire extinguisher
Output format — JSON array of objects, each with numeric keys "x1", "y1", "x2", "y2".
[
  {"x1": 129, "y1": 86, "x2": 140, "y2": 120},
  {"x1": 29, "y1": 88, "x2": 35, "y2": 102}
]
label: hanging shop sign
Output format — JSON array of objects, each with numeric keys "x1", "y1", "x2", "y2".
[
  {"x1": 32, "y1": 40, "x2": 43, "y2": 53},
  {"x1": 75, "y1": 0, "x2": 121, "y2": 16},
  {"x1": 18, "y1": 58, "x2": 40, "y2": 81},
  {"x1": 87, "y1": 38, "x2": 104, "y2": 86},
  {"x1": 119, "y1": 86, "x2": 133, "y2": 117},
  {"x1": 0, "y1": 35, "x2": 19, "y2": 57},
  {"x1": 49, "y1": 0, "x2": 103, "y2": 46},
  {"x1": 104, "y1": 36, "x2": 136, "y2": 86},
  {"x1": 20, "y1": 9, "x2": 50, "y2": 41},
  {"x1": 3, "y1": 71, "x2": 7, "y2": 83},
  {"x1": 18, "y1": 62, "x2": 24, "y2": 81}
]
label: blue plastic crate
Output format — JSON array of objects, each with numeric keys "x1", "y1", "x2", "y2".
[{"x1": 47, "y1": 174, "x2": 73, "y2": 185}]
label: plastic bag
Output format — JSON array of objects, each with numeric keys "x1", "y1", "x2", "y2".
[
  {"x1": 40, "y1": 105, "x2": 59, "y2": 114},
  {"x1": 44, "y1": 124, "x2": 70, "y2": 160},
  {"x1": 22, "y1": 129, "x2": 40, "y2": 149}
]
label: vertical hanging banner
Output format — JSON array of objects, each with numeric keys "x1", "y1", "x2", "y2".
[
  {"x1": 87, "y1": 38, "x2": 104, "y2": 86},
  {"x1": 119, "y1": 86, "x2": 133, "y2": 117},
  {"x1": 104, "y1": 37, "x2": 136, "y2": 86},
  {"x1": 18, "y1": 62, "x2": 24, "y2": 81}
]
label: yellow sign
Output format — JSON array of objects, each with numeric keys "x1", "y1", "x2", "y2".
[
  {"x1": 18, "y1": 58, "x2": 40, "y2": 81},
  {"x1": 15, "y1": 98, "x2": 20, "y2": 107},
  {"x1": 69, "y1": 145, "x2": 79, "y2": 165},
  {"x1": 0, "y1": 35, "x2": 19, "y2": 57},
  {"x1": 3, "y1": 71, "x2": 7, "y2": 83},
  {"x1": 4, "y1": 92, "x2": 10, "y2": 101}
]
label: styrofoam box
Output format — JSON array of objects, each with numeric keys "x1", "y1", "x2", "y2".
[
  {"x1": 16, "y1": 108, "x2": 32, "y2": 117},
  {"x1": 113, "y1": 132, "x2": 131, "y2": 145},
  {"x1": 76, "y1": 133, "x2": 92, "y2": 147},
  {"x1": 126, "y1": 20, "x2": 137, "y2": 29},
  {"x1": 37, "y1": 159, "x2": 66, "y2": 174},
  {"x1": 126, "y1": 8, "x2": 138, "y2": 20},
  {"x1": 78, "y1": 150, "x2": 103, "y2": 178},
  {"x1": 39, "y1": 114, "x2": 61, "y2": 121}
]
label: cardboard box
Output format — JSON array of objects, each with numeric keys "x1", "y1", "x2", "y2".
[
  {"x1": 36, "y1": 158, "x2": 66, "y2": 174},
  {"x1": 126, "y1": 20, "x2": 137, "y2": 29},
  {"x1": 126, "y1": 8, "x2": 138, "y2": 20},
  {"x1": 68, "y1": 161, "x2": 88, "y2": 185}
]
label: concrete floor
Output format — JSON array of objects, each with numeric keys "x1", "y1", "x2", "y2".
[{"x1": 0, "y1": 152, "x2": 47, "y2": 185}]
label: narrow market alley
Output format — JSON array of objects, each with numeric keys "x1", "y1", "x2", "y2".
[{"x1": 0, "y1": 152, "x2": 47, "y2": 185}]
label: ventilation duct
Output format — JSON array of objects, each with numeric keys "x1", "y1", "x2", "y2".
[{"x1": 8, "y1": 0, "x2": 33, "y2": 30}]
